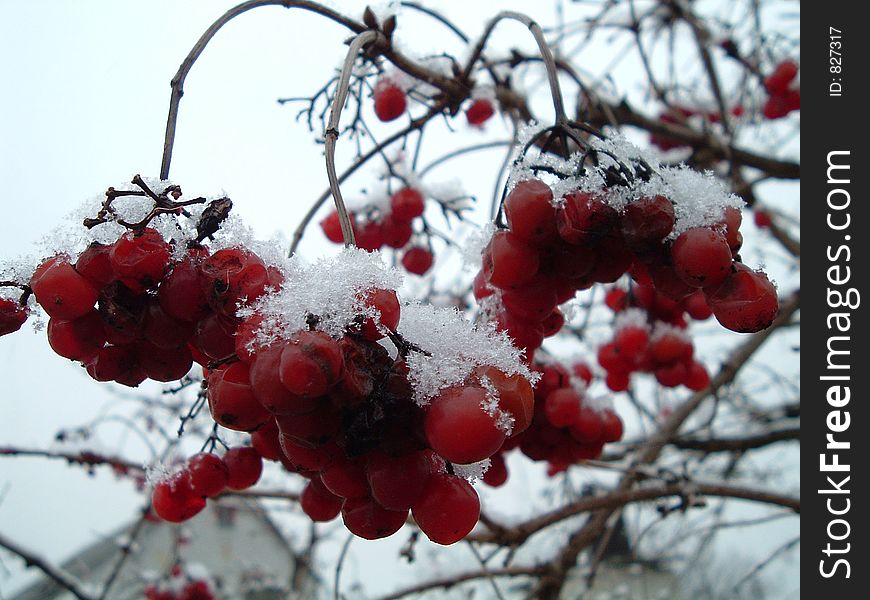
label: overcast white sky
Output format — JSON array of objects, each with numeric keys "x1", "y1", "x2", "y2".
[{"x1": 0, "y1": 1, "x2": 799, "y2": 597}]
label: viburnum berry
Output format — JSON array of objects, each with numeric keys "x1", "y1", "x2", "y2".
[
  {"x1": 754, "y1": 209, "x2": 773, "y2": 228},
  {"x1": 251, "y1": 418, "x2": 284, "y2": 461},
  {"x1": 390, "y1": 188, "x2": 425, "y2": 221},
  {"x1": 424, "y1": 384, "x2": 506, "y2": 464},
  {"x1": 359, "y1": 288, "x2": 401, "y2": 341},
  {"x1": 191, "y1": 312, "x2": 237, "y2": 361},
  {"x1": 249, "y1": 345, "x2": 319, "y2": 415},
  {"x1": 86, "y1": 345, "x2": 147, "y2": 387},
  {"x1": 46, "y1": 310, "x2": 106, "y2": 361},
  {"x1": 620, "y1": 195, "x2": 675, "y2": 254},
  {"x1": 465, "y1": 98, "x2": 495, "y2": 126},
  {"x1": 401, "y1": 246, "x2": 433, "y2": 275},
  {"x1": 373, "y1": 78, "x2": 407, "y2": 122},
  {"x1": 139, "y1": 342, "x2": 193, "y2": 382},
  {"x1": 300, "y1": 478, "x2": 344, "y2": 522},
  {"x1": 412, "y1": 474, "x2": 480, "y2": 545},
  {"x1": 380, "y1": 215, "x2": 414, "y2": 249},
  {"x1": 31, "y1": 255, "x2": 99, "y2": 320},
  {"x1": 764, "y1": 60, "x2": 799, "y2": 95},
  {"x1": 482, "y1": 452, "x2": 508, "y2": 487},
  {"x1": 670, "y1": 227, "x2": 733, "y2": 288},
  {"x1": 109, "y1": 228, "x2": 171, "y2": 290},
  {"x1": 367, "y1": 450, "x2": 433, "y2": 510},
  {"x1": 705, "y1": 263, "x2": 779, "y2": 332},
  {"x1": 685, "y1": 361, "x2": 711, "y2": 391},
  {"x1": 482, "y1": 231, "x2": 540, "y2": 289},
  {"x1": 207, "y1": 362, "x2": 271, "y2": 432},
  {"x1": 544, "y1": 388, "x2": 583, "y2": 428},
  {"x1": 74, "y1": 242, "x2": 115, "y2": 290},
  {"x1": 0, "y1": 298, "x2": 27, "y2": 337},
  {"x1": 320, "y1": 209, "x2": 350, "y2": 244},
  {"x1": 354, "y1": 220, "x2": 384, "y2": 252},
  {"x1": 504, "y1": 179, "x2": 557, "y2": 244},
  {"x1": 158, "y1": 248, "x2": 211, "y2": 322},
  {"x1": 223, "y1": 446, "x2": 263, "y2": 490},
  {"x1": 152, "y1": 471, "x2": 206, "y2": 523},
  {"x1": 275, "y1": 403, "x2": 340, "y2": 448},
  {"x1": 279, "y1": 331, "x2": 344, "y2": 398},
  {"x1": 341, "y1": 496, "x2": 408, "y2": 540},
  {"x1": 557, "y1": 191, "x2": 617, "y2": 245},
  {"x1": 320, "y1": 456, "x2": 370, "y2": 499},
  {"x1": 600, "y1": 409, "x2": 624, "y2": 442},
  {"x1": 200, "y1": 247, "x2": 269, "y2": 318},
  {"x1": 187, "y1": 453, "x2": 229, "y2": 498}
]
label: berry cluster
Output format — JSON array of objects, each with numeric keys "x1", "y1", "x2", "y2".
[
  {"x1": 0, "y1": 298, "x2": 28, "y2": 336},
  {"x1": 320, "y1": 188, "x2": 434, "y2": 275},
  {"x1": 488, "y1": 361, "x2": 624, "y2": 478},
  {"x1": 144, "y1": 565, "x2": 215, "y2": 600},
  {"x1": 29, "y1": 230, "x2": 279, "y2": 387},
  {"x1": 196, "y1": 286, "x2": 535, "y2": 545},
  {"x1": 373, "y1": 77, "x2": 407, "y2": 122},
  {"x1": 474, "y1": 178, "x2": 779, "y2": 363},
  {"x1": 151, "y1": 447, "x2": 263, "y2": 523},
  {"x1": 762, "y1": 60, "x2": 800, "y2": 120}
]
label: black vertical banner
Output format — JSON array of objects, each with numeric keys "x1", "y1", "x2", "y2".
[{"x1": 804, "y1": 3, "x2": 867, "y2": 597}]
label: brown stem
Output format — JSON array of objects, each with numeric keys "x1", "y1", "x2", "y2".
[
  {"x1": 377, "y1": 566, "x2": 546, "y2": 600},
  {"x1": 0, "y1": 531, "x2": 96, "y2": 600}
]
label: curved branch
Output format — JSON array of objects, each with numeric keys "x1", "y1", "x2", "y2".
[
  {"x1": 0, "y1": 532, "x2": 95, "y2": 600},
  {"x1": 377, "y1": 565, "x2": 545, "y2": 600},
  {"x1": 160, "y1": 0, "x2": 365, "y2": 179}
]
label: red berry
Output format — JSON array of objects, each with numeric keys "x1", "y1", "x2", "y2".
[
  {"x1": 682, "y1": 290, "x2": 713, "y2": 320},
  {"x1": 466, "y1": 98, "x2": 495, "y2": 126},
  {"x1": 142, "y1": 299, "x2": 194, "y2": 350},
  {"x1": 605, "y1": 370, "x2": 630, "y2": 392},
  {"x1": 482, "y1": 231, "x2": 539, "y2": 289},
  {"x1": 572, "y1": 362, "x2": 594, "y2": 385},
  {"x1": 655, "y1": 362, "x2": 688, "y2": 387},
  {"x1": 279, "y1": 331, "x2": 344, "y2": 398},
  {"x1": 191, "y1": 313, "x2": 237, "y2": 361},
  {"x1": 482, "y1": 452, "x2": 508, "y2": 487},
  {"x1": 367, "y1": 450, "x2": 433, "y2": 510},
  {"x1": 764, "y1": 60, "x2": 798, "y2": 95},
  {"x1": 320, "y1": 456, "x2": 370, "y2": 499},
  {"x1": 354, "y1": 220, "x2": 384, "y2": 252},
  {"x1": 109, "y1": 228, "x2": 171, "y2": 290},
  {"x1": 570, "y1": 406, "x2": 603, "y2": 443},
  {"x1": 614, "y1": 325, "x2": 650, "y2": 364},
  {"x1": 425, "y1": 385, "x2": 506, "y2": 464},
  {"x1": 74, "y1": 242, "x2": 115, "y2": 290},
  {"x1": 158, "y1": 249, "x2": 211, "y2": 322},
  {"x1": 374, "y1": 79, "x2": 407, "y2": 122},
  {"x1": 504, "y1": 179, "x2": 557, "y2": 244},
  {"x1": 47, "y1": 310, "x2": 106, "y2": 362},
  {"x1": 359, "y1": 288, "x2": 401, "y2": 341},
  {"x1": 342, "y1": 496, "x2": 408, "y2": 539},
  {"x1": 223, "y1": 447, "x2": 263, "y2": 490},
  {"x1": 152, "y1": 471, "x2": 206, "y2": 523},
  {"x1": 544, "y1": 388, "x2": 582, "y2": 428},
  {"x1": 754, "y1": 210, "x2": 773, "y2": 228},
  {"x1": 251, "y1": 418, "x2": 284, "y2": 461},
  {"x1": 605, "y1": 288, "x2": 628, "y2": 312},
  {"x1": 705, "y1": 263, "x2": 779, "y2": 333},
  {"x1": 412, "y1": 474, "x2": 480, "y2": 545},
  {"x1": 320, "y1": 209, "x2": 349, "y2": 244},
  {"x1": 670, "y1": 228, "x2": 733, "y2": 289},
  {"x1": 139, "y1": 342, "x2": 193, "y2": 382},
  {"x1": 402, "y1": 246, "x2": 434, "y2": 275},
  {"x1": 390, "y1": 188, "x2": 425, "y2": 221},
  {"x1": 301, "y1": 478, "x2": 344, "y2": 522},
  {"x1": 200, "y1": 248, "x2": 269, "y2": 318},
  {"x1": 620, "y1": 196, "x2": 675, "y2": 253},
  {"x1": 0, "y1": 299, "x2": 27, "y2": 337},
  {"x1": 249, "y1": 345, "x2": 319, "y2": 415},
  {"x1": 279, "y1": 435, "x2": 339, "y2": 472},
  {"x1": 187, "y1": 453, "x2": 229, "y2": 497},
  {"x1": 207, "y1": 362, "x2": 271, "y2": 432},
  {"x1": 381, "y1": 215, "x2": 414, "y2": 249},
  {"x1": 31, "y1": 256, "x2": 99, "y2": 320},
  {"x1": 557, "y1": 191, "x2": 617, "y2": 244},
  {"x1": 600, "y1": 409, "x2": 624, "y2": 442},
  {"x1": 719, "y1": 207, "x2": 743, "y2": 253},
  {"x1": 685, "y1": 361, "x2": 710, "y2": 391},
  {"x1": 275, "y1": 404, "x2": 340, "y2": 448},
  {"x1": 650, "y1": 332, "x2": 693, "y2": 365},
  {"x1": 85, "y1": 345, "x2": 147, "y2": 386},
  {"x1": 472, "y1": 366, "x2": 534, "y2": 436}
]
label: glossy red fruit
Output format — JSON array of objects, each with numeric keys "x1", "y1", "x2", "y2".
[
  {"x1": 0, "y1": 299, "x2": 27, "y2": 337},
  {"x1": 671, "y1": 227, "x2": 733, "y2": 288},
  {"x1": 705, "y1": 264, "x2": 779, "y2": 333},
  {"x1": 158, "y1": 249, "x2": 211, "y2": 322},
  {"x1": 200, "y1": 247, "x2": 269, "y2": 318},
  {"x1": 354, "y1": 220, "x2": 384, "y2": 252},
  {"x1": 250, "y1": 345, "x2": 319, "y2": 415},
  {"x1": 279, "y1": 436, "x2": 339, "y2": 472},
  {"x1": 207, "y1": 362, "x2": 271, "y2": 432},
  {"x1": 223, "y1": 447, "x2": 263, "y2": 490},
  {"x1": 541, "y1": 308, "x2": 565, "y2": 338},
  {"x1": 359, "y1": 288, "x2": 401, "y2": 341},
  {"x1": 74, "y1": 242, "x2": 115, "y2": 290},
  {"x1": 187, "y1": 453, "x2": 229, "y2": 497},
  {"x1": 381, "y1": 215, "x2": 414, "y2": 249},
  {"x1": 600, "y1": 409, "x2": 624, "y2": 442},
  {"x1": 754, "y1": 210, "x2": 773, "y2": 228},
  {"x1": 425, "y1": 385, "x2": 507, "y2": 464},
  {"x1": 472, "y1": 366, "x2": 534, "y2": 436},
  {"x1": 191, "y1": 313, "x2": 237, "y2": 361},
  {"x1": 605, "y1": 288, "x2": 627, "y2": 312},
  {"x1": 466, "y1": 98, "x2": 495, "y2": 126},
  {"x1": 373, "y1": 79, "x2": 407, "y2": 122},
  {"x1": 614, "y1": 326, "x2": 650, "y2": 364},
  {"x1": 301, "y1": 478, "x2": 344, "y2": 522},
  {"x1": 279, "y1": 331, "x2": 344, "y2": 398},
  {"x1": 275, "y1": 404, "x2": 340, "y2": 448},
  {"x1": 109, "y1": 228, "x2": 171, "y2": 290},
  {"x1": 152, "y1": 471, "x2": 206, "y2": 523},
  {"x1": 320, "y1": 456, "x2": 369, "y2": 499},
  {"x1": 557, "y1": 191, "x2": 617, "y2": 244},
  {"x1": 320, "y1": 209, "x2": 349, "y2": 244},
  {"x1": 85, "y1": 345, "x2": 147, "y2": 386},
  {"x1": 251, "y1": 418, "x2": 284, "y2": 461},
  {"x1": 342, "y1": 496, "x2": 408, "y2": 539},
  {"x1": 685, "y1": 361, "x2": 711, "y2": 391},
  {"x1": 139, "y1": 342, "x2": 193, "y2": 382},
  {"x1": 402, "y1": 246, "x2": 433, "y2": 275},
  {"x1": 605, "y1": 369, "x2": 630, "y2": 392},
  {"x1": 47, "y1": 310, "x2": 106, "y2": 361},
  {"x1": 650, "y1": 332, "x2": 693, "y2": 365},
  {"x1": 504, "y1": 179, "x2": 557, "y2": 244},
  {"x1": 482, "y1": 452, "x2": 508, "y2": 487},
  {"x1": 390, "y1": 188, "x2": 425, "y2": 221},
  {"x1": 682, "y1": 290, "x2": 713, "y2": 320},
  {"x1": 620, "y1": 196, "x2": 675, "y2": 253},
  {"x1": 143, "y1": 299, "x2": 194, "y2": 350},
  {"x1": 31, "y1": 256, "x2": 99, "y2": 320},
  {"x1": 655, "y1": 362, "x2": 688, "y2": 387},
  {"x1": 367, "y1": 450, "x2": 432, "y2": 510},
  {"x1": 412, "y1": 474, "x2": 480, "y2": 545},
  {"x1": 570, "y1": 406, "x2": 603, "y2": 443},
  {"x1": 501, "y1": 279, "x2": 558, "y2": 321},
  {"x1": 483, "y1": 231, "x2": 539, "y2": 289},
  {"x1": 544, "y1": 388, "x2": 583, "y2": 428}
]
